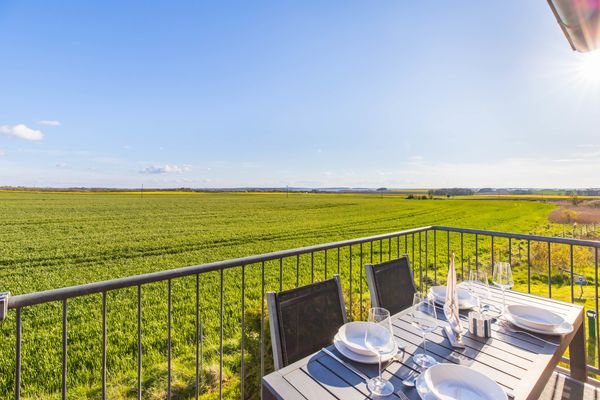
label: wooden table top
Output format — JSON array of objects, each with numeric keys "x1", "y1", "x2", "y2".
[{"x1": 262, "y1": 287, "x2": 585, "y2": 400}]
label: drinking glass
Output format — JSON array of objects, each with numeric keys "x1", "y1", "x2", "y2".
[
  {"x1": 466, "y1": 270, "x2": 491, "y2": 314},
  {"x1": 492, "y1": 262, "x2": 514, "y2": 313},
  {"x1": 365, "y1": 307, "x2": 395, "y2": 396},
  {"x1": 410, "y1": 293, "x2": 438, "y2": 368}
]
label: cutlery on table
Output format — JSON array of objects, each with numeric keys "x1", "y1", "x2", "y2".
[{"x1": 496, "y1": 320, "x2": 559, "y2": 346}]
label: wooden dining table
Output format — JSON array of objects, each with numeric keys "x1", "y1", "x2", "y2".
[{"x1": 262, "y1": 287, "x2": 586, "y2": 400}]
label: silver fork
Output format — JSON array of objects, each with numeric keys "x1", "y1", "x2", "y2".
[
  {"x1": 396, "y1": 389, "x2": 410, "y2": 400},
  {"x1": 497, "y1": 320, "x2": 559, "y2": 346}
]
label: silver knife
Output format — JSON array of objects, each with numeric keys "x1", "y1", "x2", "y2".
[{"x1": 321, "y1": 348, "x2": 370, "y2": 382}]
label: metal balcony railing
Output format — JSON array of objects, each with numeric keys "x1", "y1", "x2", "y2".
[{"x1": 1, "y1": 226, "x2": 598, "y2": 399}]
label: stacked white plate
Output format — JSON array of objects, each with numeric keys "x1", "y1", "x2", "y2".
[
  {"x1": 504, "y1": 304, "x2": 573, "y2": 335},
  {"x1": 416, "y1": 363, "x2": 507, "y2": 400},
  {"x1": 333, "y1": 321, "x2": 398, "y2": 364},
  {"x1": 429, "y1": 286, "x2": 477, "y2": 310}
]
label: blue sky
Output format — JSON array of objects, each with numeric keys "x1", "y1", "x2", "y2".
[{"x1": 1, "y1": 1, "x2": 599, "y2": 188}]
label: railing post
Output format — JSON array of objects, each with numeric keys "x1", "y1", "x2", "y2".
[
  {"x1": 279, "y1": 258, "x2": 283, "y2": 292},
  {"x1": 548, "y1": 242, "x2": 552, "y2": 298},
  {"x1": 62, "y1": 299, "x2": 68, "y2": 400},
  {"x1": 260, "y1": 261, "x2": 265, "y2": 388},
  {"x1": 419, "y1": 231, "x2": 423, "y2": 289},
  {"x1": 15, "y1": 307, "x2": 21, "y2": 400},
  {"x1": 349, "y1": 245, "x2": 353, "y2": 318},
  {"x1": 297, "y1": 254, "x2": 301, "y2": 287},
  {"x1": 475, "y1": 234, "x2": 479, "y2": 272},
  {"x1": 324, "y1": 249, "x2": 328, "y2": 280},
  {"x1": 527, "y1": 240, "x2": 531, "y2": 294},
  {"x1": 491, "y1": 236, "x2": 495, "y2": 268},
  {"x1": 570, "y1": 244, "x2": 574, "y2": 303},
  {"x1": 447, "y1": 230, "x2": 450, "y2": 266},
  {"x1": 240, "y1": 265, "x2": 245, "y2": 400},
  {"x1": 195, "y1": 276, "x2": 201, "y2": 400},
  {"x1": 139, "y1": 285, "x2": 144, "y2": 400},
  {"x1": 433, "y1": 230, "x2": 437, "y2": 284},
  {"x1": 167, "y1": 280, "x2": 172, "y2": 399},
  {"x1": 424, "y1": 230, "x2": 428, "y2": 290},
  {"x1": 359, "y1": 243, "x2": 363, "y2": 320},
  {"x1": 460, "y1": 233, "x2": 464, "y2": 278},
  {"x1": 102, "y1": 292, "x2": 107, "y2": 400}
]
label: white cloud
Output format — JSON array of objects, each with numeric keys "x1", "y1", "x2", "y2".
[
  {"x1": 0, "y1": 124, "x2": 44, "y2": 141},
  {"x1": 55, "y1": 163, "x2": 68, "y2": 168},
  {"x1": 140, "y1": 164, "x2": 191, "y2": 174},
  {"x1": 0, "y1": 148, "x2": 5, "y2": 157},
  {"x1": 38, "y1": 120, "x2": 61, "y2": 126}
]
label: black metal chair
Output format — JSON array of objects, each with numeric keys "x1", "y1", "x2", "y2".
[
  {"x1": 267, "y1": 275, "x2": 347, "y2": 370},
  {"x1": 365, "y1": 255, "x2": 417, "y2": 315}
]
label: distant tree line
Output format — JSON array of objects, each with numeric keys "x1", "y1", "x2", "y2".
[{"x1": 429, "y1": 188, "x2": 475, "y2": 197}]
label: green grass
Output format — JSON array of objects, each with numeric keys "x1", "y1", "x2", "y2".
[{"x1": 0, "y1": 191, "x2": 586, "y2": 399}]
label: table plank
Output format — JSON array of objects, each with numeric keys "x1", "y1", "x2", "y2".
[
  {"x1": 299, "y1": 359, "x2": 368, "y2": 400},
  {"x1": 262, "y1": 370, "x2": 307, "y2": 400}
]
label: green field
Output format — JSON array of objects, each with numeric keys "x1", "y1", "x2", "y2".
[{"x1": 0, "y1": 192, "x2": 594, "y2": 399}]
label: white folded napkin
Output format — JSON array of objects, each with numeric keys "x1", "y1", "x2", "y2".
[{"x1": 444, "y1": 253, "x2": 461, "y2": 335}]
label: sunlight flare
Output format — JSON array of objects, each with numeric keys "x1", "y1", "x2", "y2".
[{"x1": 575, "y1": 50, "x2": 600, "y2": 84}]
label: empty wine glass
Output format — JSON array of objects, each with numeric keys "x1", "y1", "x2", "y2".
[
  {"x1": 365, "y1": 307, "x2": 395, "y2": 396},
  {"x1": 410, "y1": 293, "x2": 438, "y2": 368},
  {"x1": 492, "y1": 262, "x2": 514, "y2": 313},
  {"x1": 467, "y1": 270, "x2": 491, "y2": 314}
]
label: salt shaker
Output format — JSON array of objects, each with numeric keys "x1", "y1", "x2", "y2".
[{"x1": 468, "y1": 311, "x2": 492, "y2": 338}]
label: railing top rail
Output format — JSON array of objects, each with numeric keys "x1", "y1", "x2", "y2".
[
  {"x1": 8, "y1": 225, "x2": 600, "y2": 309},
  {"x1": 432, "y1": 225, "x2": 600, "y2": 247},
  {"x1": 7, "y1": 226, "x2": 431, "y2": 309}
]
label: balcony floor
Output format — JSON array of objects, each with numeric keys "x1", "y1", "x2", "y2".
[{"x1": 539, "y1": 372, "x2": 599, "y2": 400}]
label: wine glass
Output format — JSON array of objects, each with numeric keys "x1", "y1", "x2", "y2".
[
  {"x1": 410, "y1": 293, "x2": 438, "y2": 368},
  {"x1": 492, "y1": 262, "x2": 514, "y2": 313},
  {"x1": 364, "y1": 307, "x2": 395, "y2": 396},
  {"x1": 467, "y1": 270, "x2": 491, "y2": 314}
]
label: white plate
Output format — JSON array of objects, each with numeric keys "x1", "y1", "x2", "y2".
[
  {"x1": 333, "y1": 334, "x2": 397, "y2": 364},
  {"x1": 416, "y1": 363, "x2": 507, "y2": 400},
  {"x1": 337, "y1": 322, "x2": 377, "y2": 356},
  {"x1": 429, "y1": 286, "x2": 476, "y2": 310},
  {"x1": 504, "y1": 312, "x2": 573, "y2": 336},
  {"x1": 505, "y1": 304, "x2": 565, "y2": 331}
]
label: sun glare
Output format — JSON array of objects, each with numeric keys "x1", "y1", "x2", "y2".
[{"x1": 575, "y1": 50, "x2": 600, "y2": 85}]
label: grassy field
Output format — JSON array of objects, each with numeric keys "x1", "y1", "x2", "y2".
[{"x1": 0, "y1": 191, "x2": 594, "y2": 399}]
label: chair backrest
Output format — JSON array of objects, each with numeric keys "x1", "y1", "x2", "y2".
[
  {"x1": 365, "y1": 255, "x2": 417, "y2": 315},
  {"x1": 267, "y1": 275, "x2": 347, "y2": 370}
]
